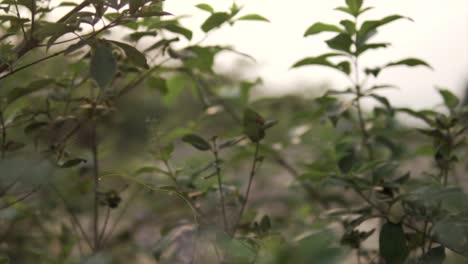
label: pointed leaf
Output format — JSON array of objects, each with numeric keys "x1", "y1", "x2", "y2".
[
  {"x1": 164, "y1": 24, "x2": 193, "y2": 40},
  {"x1": 237, "y1": 14, "x2": 269, "y2": 23},
  {"x1": 90, "y1": 43, "x2": 117, "y2": 88},
  {"x1": 438, "y1": 88, "x2": 459, "y2": 110},
  {"x1": 304, "y1": 22, "x2": 343, "y2": 37},
  {"x1": 195, "y1": 3, "x2": 214, "y2": 13},
  {"x1": 201, "y1": 12, "x2": 230, "y2": 32},
  {"x1": 360, "y1": 15, "x2": 412, "y2": 39},
  {"x1": 182, "y1": 134, "x2": 211, "y2": 151},
  {"x1": 386, "y1": 58, "x2": 432, "y2": 69},
  {"x1": 326, "y1": 33, "x2": 353, "y2": 53},
  {"x1": 108, "y1": 40, "x2": 148, "y2": 68}
]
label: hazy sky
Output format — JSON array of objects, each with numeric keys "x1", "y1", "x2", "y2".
[{"x1": 165, "y1": 0, "x2": 468, "y2": 110}]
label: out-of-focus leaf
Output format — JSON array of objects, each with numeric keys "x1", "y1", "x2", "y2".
[
  {"x1": 379, "y1": 222, "x2": 409, "y2": 264},
  {"x1": 326, "y1": 34, "x2": 353, "y2": 53},
  {"x1": 201, "y1": 12, "x2": 230, "y2": 32},
  {"x1": 7, "y1": 79, "x2": 55, "y2": 104},
  {"x1": 108, "y1": 40, "x2": 148, "y2": 68},
  {"x1": 304, "y1": 22, "x2": 343, "y2": 36},
  {"x1": 60, "y1": 158, "x2": 86, "y2": 168},
  {"x1": 419, "y1": 246, "x2": 445, "y2": 264},
  {"x1": 386, "y1": 58, "x2": 432, "y2": 69},
  {"x1": 437, "y1": 88, "x2": 459, "y2": 110},
  {"x1": 164, "y1": 24, "x2": 193, "y2": 40},
  {"x1": 147, "y1": 76, "x2": 167, "y2": 94},
  {"x1": 90, "y1": 43, "x2": 117, "y2": 88},
  {"x1": 195, "y1": 3, "x2": 214, "y2": 13},
  {"x1": 243, "y1": 108, "x2": 266, "y2": 142},
  {"x1": 182, "y1": 134, "x2": 211, "y2": 151}
]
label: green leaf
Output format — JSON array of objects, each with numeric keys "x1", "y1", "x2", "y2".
[
  {"x1": 195, "y1": 3, "x2": 214, "y2": 13},
  {"x1": 379, "y1": 222, "x2": 409, "y2": 264},
  {"x1": 147, "y1": 76, "x2": 167, "y2": 95},
  {"x1": 292, "y1": 53, "x2": 344, "y2": 67},
  {"x1": 90, "y1": 42, "x2": 117, "y2": 88},
  {"x1": 357, "y1": 42, "x2": 390, "y2": 55},
  {"x1": 304, "y1": 22, "x2": 343, "y2": 37},
  {"x1": 164, "y1": 74, "x2": 192, "y2": 106},
  {"x1": 369, "y1": 94, "x2": 393, "y2": 114},
  {"x1": 359, "y1": 15, "x2": 411, "y2": 39},
  {"x1": 386, "y1": 58, "x2": 432, "y2": 69},
  {"x1": 438, "y1": 88, "x2": 459, "y2": 110},
  {"x1": 243, "y1": 108, "x2": 265, "y2": 142},
  {"x1": 60, "y1": 158, "x2": 86, "y2": 168},
  {"x1": 340, "y1": 20, "x2": 356, "y2": 34},
  {"x1": 345, "y1": 0, "x2": 363, "y2": 15},
  {"x1": 7, "y1": 79, "x2": 55, "y2": 104},
  {"x1": 182, "y1": 134, "x2": 211, "y2": 151},
  {"x1": 419, "y1": 246, "x2": 445, "y2": 264},
  {"x1": 108, "y1": 40, "x2": 148, "y2": 69},
  {"x1": 164, "y1": 24, "x2": 193, "y2": 40},
  {"x1": 326, "y1": 33, "x2": 353, "y2": 53},
  {"x1": 237, "y1": 14, "x2": 270, "y2": 23},
  {"x1": 433, "y1": 219, "x2": 468, "y2": 256},
  {"x1": 335, "y1": 6, "x2": 354, "y2": 17},
  {"x1": 201, "y1": 12, "x2": 230, "y2": 32},
  {"x1": 33, "y1": 22, "x2": 76, "y2": 39}
]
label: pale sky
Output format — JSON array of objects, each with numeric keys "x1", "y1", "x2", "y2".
[{"x1": 165, "y1": 0, "x2": 468, "y2": 110}]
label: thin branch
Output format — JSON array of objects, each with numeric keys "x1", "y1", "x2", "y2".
[
  {"x1": 234, "y1": 142, "x2": 261, "y2": 234},
  {"x1": 0, "y1": 186, "x2": 39, "y2": 210},
  {"x1": 49, "y1": 183, "x2": 93, "y2": 250},
  {"x1": 212, "y1": 137, "x2": 228, "y2": 233},
  {"x1": 98, "y1": 207, "x2": 111, "y2": 246}
]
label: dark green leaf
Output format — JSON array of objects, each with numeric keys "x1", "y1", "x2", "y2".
[
  {"x1": 326, "y1": 34, "x2": 353, "y2": 53},
  {"x1": 360, "y1": 15, "x2": 411, "y2": 39},
  {"x1": 24, "y1": 122, "x2": 48, "y2": 134},
  {"x1": 201, "y1": 12, "x2": 230, "y2": 32},
  {"x1": 438, "y1": 88, "x2": 459, "y2": 110},
  {"x1": 164, "y1": 24, "x2": 193, "y2": 40},
  {"x1": 345, "y1": 0, "x2": 363, "y2": 15},
  {"x1": 386, "y1": 58, "x2": 432, "y2": 69},
  {"x1": 379, "y1": 222, "x2": 409, "y2": 264},
  {"x1": 357, "y1": 42, "x2": 390, "y2": 55},
  {"x1": 60, "y1": 158, "x2": 86, "y2": 168},
  {"x1": 369, "y1": 94, "x2": 393, "y2": 114},
  {"x1": 90, "y1": 43, "x2": 117, "y2": 88},
  {"x1": 182, "y1": 134, "x2": 211, "y2": 151},
  {"x1": 340, "y1": 20, "x2": 356, "y2": 34},
  {"x1": 419, "y1": 246, "x2": 445, "y2": 264},
  {"x1": 108, "y1": 40, "x2": 148, "y2": 69},
  {"x1": 304, "y1": 22, "x2": 343, "y2": 37},
  {"x1": 292, "y1": 53, "x2": 345, "y2": 69}
]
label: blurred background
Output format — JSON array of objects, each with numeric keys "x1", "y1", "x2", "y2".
[{"x1": 167, "y1": 0, "x2": 468, "y2": 109}]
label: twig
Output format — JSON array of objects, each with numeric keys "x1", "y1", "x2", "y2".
[
  {"x1": 212, "y1": 137, "x2": 228, "y2": 233},
  {"x1": 234, "y1": 142, "x2": 261, "y2": 234},
  {"x1": 49, "y1": 183, "x2": 93, "y2": 250}
]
